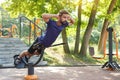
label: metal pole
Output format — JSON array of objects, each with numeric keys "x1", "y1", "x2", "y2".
[
  {"x1": 34, "y1": 18, "x2": 36, "y2": 40},
  {"x1": 102, "y1": 27, "x2": 120, "y2": 70},
  {"x1": 28, "y1": 63, "x2": 34, "y2": 75},
  {"x1": 24, "y1": 63, "x2": 38, "y2": 80},
  {"x1": 19, "y1": 17, "x2": 22, "y2": 38},
  {"x1": 29, "y1": 21, "x2": 31, "y2": 45},
  {"x1": 107, "y1": 27, "x2": 113, "y2": 63}
]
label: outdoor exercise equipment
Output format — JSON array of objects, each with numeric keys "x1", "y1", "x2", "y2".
[
  {"x1": 113, "y1": 30, "x2": 120, "y2": 60},
  {"x1": 101, "y1": 27, "x2": 120, "y2": 70},
  {"x1": 0, "y1": 24, "x2": 17, "y2": 38},
  {"x1": 24, "y1": 63, "x2": 38, "y2": 80},
  {"x1": 89, "y1": 30, "x2": 108, "y2": 59},
  {"x1": 14, "y1": 55, "x2": 27, "y2": 68},
  {"x1": 90, "y1": 27, "x2": 120, "y2": 60},
  {"x1": 16, "y1": 16, "x2": 66, "y2": 68},
  {"x1": 14, "y1": 42, "x2": 65, "y2": 79},
  {"x1": 14, "y1": 42, "x2": 66, "y2": 68}
]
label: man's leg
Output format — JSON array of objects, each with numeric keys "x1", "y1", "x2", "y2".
[
  {"x1": 15, "y1": 37, "x2": 39, "y2": 63},
  {"x1": 14, "y1": 50, "x2": 32, "y2": 64},
  {"x1": 19, "y1": 50, "x2": 33, "y2": 58},
  {"x1": 33, "y1": 44, "x2": 45, "y2": 55},
  {"x1": 19, "y1": 50, "x2": 40, "y2": 58}
]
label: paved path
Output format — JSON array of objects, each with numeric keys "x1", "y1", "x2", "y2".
[{"x1": 0, "y1": 66, "x2": 120, "y2": 80}]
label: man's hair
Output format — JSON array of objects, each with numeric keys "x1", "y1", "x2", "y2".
[{"x1": 59, "y1": 9, "x2": 69, "y2": 16}]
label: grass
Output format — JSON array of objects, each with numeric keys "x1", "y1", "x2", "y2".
[
  {"x1": 43, "y1": 41, "x2": 120, "y2": 66},
  {"x1": 21, "y1": 37, "x2": 120, "y2": 66},
  {"x1": 43, "y1": 46, "x2": 110, "y2": 66}
]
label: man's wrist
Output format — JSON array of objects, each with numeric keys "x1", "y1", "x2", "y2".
[{"x1": 50, "y1": 14, "x2": 58, "y2": 18}]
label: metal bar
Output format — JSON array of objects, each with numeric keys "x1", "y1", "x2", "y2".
[
  {"x1": 19, "y1": 17, "x2": 22, "y2": 38},
  {"x1": 29, "y1": 21, "x2": 31, "y2": 45},
  {"x1": 50, "y1": 43, "x2": 66, "y2": 47},
  {"x1": 34, "y1": 18, "x2": 36, "y2": 40},
  {"x1": 107, "y1": 27, "x2": 113, "y2": 63},
  {"x1": 28, "y1": 63, "x2": 34, "y2": 75},
  {"x1": 21, "y1": 16, "x2": 42, "y2": 31}
]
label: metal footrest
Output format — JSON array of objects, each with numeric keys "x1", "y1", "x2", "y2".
[{"x1": 102, "y1": 61, "x2": 120, "y2": 71}]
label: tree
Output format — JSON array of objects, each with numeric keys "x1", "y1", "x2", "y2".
[
  {"x1": 79, "y1": 0, "x2": 99, "y2": 56},
  {"x1": 98, "y1": 0, "x2": 117, "y2": 53},
  {"x1": 62, "y1": 29, "x2": 70, "y2": 53},
  {"x1": 2, "y1": 0, "x2": 47, "y2": 18},
  {"x1": 2, "y1": 0, "x2": 76, "y2": 53},
  {"x1": 74, "y1": 0, "x2": 82, "y2": 54}
]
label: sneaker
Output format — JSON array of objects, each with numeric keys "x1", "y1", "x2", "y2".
[
  {"x1": 14, "y1": 55, "x2": 21, "y2": 65},
  {"x1": 15, "y1": 58, "x2": 21, "y2": 64}
]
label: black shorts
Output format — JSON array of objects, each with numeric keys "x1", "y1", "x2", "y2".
[{"x1": 28, "y1": 37, "x2": 45, "y2": 54}]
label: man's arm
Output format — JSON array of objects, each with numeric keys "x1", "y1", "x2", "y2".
[
  {"x1": 68, "y1": 16, "x2": 75, "y2": 26},
  {"x1": 42, "y1": 13, "x2": 58, "y2": 23}
]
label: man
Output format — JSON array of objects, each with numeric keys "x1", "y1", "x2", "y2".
[{"x1": 15, "y1": 9, "x2": 74, "y2": 64}]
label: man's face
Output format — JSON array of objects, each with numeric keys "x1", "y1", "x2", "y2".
[{"x1": 59, "y1": 14, "x2": 69, "y2": 25}]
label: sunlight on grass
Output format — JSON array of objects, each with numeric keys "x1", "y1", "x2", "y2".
[
  {"x1": 44, "y1": 46, "x2": 110, "y2": 66},
  {"x1": 43, "y1": 41, "x2": 120, "y2": 66},
  {"x1": 21, "y1": 34, "x2": 120, "y2": 66}
]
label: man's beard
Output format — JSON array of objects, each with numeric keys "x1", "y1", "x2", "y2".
[{"x1": 60, "y1": 20, "x2": 67, "y2": 25}]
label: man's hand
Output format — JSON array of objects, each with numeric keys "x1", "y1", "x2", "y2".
[{"x1": 68, "y1": 16, "x2": 75, "y2": 25}]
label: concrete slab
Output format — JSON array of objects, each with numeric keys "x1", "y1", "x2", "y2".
[{"x1": 0, "y1": 66, "x2": 120, "y2": 80}]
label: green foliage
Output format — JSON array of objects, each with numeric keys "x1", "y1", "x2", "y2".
[
  {"x1": 2, "y1": 0, "x2": 118, "y2": 45},
  {"x1": 1, "y1": 0, "x2": 120, "y2": 62},
  {"x1": 0, "y1": 7, "x2": 18, "y2": 27},
  {"x1": 2, "y1": 0, "x2": 76, "y2": 18},
  {"x1": 44, "y1": 47, "x2": 106, "y2": 65},
  {"x1": 2, "y1": 30, "x2": 9, "y2": 36},
  {"x1": 89, "y1": 29, "x2": 100, "y2": 44}
]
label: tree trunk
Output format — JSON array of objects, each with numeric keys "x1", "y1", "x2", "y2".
[
  {"x1": 62, "y1": 29, "x2": 70, "y2": 53},
  {"x1": 79, "y1": 0, "x2": 99, "y2": 56},
  {"x1": 74, "y1": 0, "x2": 82, "y2": 54},
  {"x1": 98, "y1": 0, "x2": 117, "y2": 53}
]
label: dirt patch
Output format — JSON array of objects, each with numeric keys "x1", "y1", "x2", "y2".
[{"x1": 45, "y1": 48, "x2": 86, "y2": 65}]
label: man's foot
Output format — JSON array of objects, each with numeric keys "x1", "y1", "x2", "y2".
[
  {"x1": 14, "y1": 55, "x2": 21, "y2": 65},
  {"x1": 13, "y1": 55, "x2": 26, "y2": 68}
]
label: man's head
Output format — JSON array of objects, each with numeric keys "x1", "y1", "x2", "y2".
[
  {"x1": 58, "y1": 9, "x2": 70, "y2": 25},
  {"x1": 59, "y1": 9, "x2": 69, "y2": 16}
]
